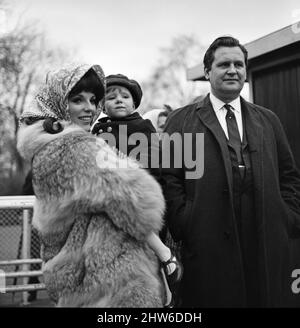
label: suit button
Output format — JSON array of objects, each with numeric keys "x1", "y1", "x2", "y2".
[
  {"x1": 98, "y1": 129, "x2": 103, "y2": 134},
  {"x1": 107, "y1": 127, "x2": 112, "y2": 132},
  {"x1": 224, "y1": 231, "x2": 231, "y2": 239},
  {"x1": 222, "y1": 188, "x2": 229, "y2": 195},
  {"x1": 107, "y1": 119, "x2": 111, "y2": 123}
]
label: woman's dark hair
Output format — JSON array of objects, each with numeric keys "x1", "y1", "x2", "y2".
[
  {"x1": 68, "y1": 69, "x2": 104, "y2": 105},
  {"x1": 203, "y1": 36, "x2": 248, "y2": 72},
  {"x1": 23, "y1": 117, "x2": 63, "y2": 134},
  {"x1": 43, "y1": 117, "x2": 64, "y2": 134},
  {"x1": 23, "y1": 117, "x2": 41, "y2": 126}
]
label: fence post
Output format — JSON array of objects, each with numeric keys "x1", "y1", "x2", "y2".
[
  {"x1": 21, "y1": 209, "x2": 31, "y2": 305},
  {"x1": 0, "y1": 269, "x2": 5, "y2": 293}
]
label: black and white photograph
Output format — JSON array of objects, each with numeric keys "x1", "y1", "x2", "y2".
[{"x1": 0, "y1": 0, "x2": 300, "y2": 324}]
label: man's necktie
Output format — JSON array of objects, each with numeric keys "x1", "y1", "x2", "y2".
[{"x1": 224, "y1": 104, "x2": 242, "y2": 164}]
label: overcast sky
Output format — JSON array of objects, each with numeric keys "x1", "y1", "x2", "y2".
[{"x1": 8, "y1": 0, "x2": 300, "y2": 81}]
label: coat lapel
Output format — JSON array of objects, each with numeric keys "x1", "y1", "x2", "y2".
[
  {"x1": 196, "y1": 95, "x2": 234, "y2": 199},
  {"x1": 241, "y1": 98, "x2": 264, "y2": 226},
  {"x1": 196, "y1": 96, "x2": 264, "y2": 222},
  {"x1": 241, "y1": 99, "x2": 269, "y2": 302}
]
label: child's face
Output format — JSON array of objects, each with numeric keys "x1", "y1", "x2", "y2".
[
  {"x1": 68, "y1": 91, "x2": 97, "y2": 131},
  {"x1": 104, "y1": 86, "x2": 135, "y2": 119}
]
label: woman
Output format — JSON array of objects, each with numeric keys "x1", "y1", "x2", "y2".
[{"x1": 17, "y1": 64, "x2": 165, "y2": 307}]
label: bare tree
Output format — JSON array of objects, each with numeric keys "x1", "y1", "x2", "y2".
[
  {"x1": 140, "y1": 35, "x2": 207, "y2": 113},
  {"x1": 0, "y1": 3, "x2": 73, "y2": 193},
  {"x1": 0, "y1": 24, "x2": 70, "y2": 134}
]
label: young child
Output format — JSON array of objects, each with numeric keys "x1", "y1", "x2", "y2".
[{"x1": 91, "y1": 74, "x2": 182, "y2": 306}]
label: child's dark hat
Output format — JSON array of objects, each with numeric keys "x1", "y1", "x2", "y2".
[{"x1": 106, "y1": 74, "x2": 143, "y2": 108}]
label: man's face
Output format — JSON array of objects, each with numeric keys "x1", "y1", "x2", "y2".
[{"x1": 205, "y1": 46, "x2": 246, "y2": 102}]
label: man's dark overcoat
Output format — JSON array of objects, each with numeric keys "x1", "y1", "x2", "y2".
[{"x1": 162, "y1": 95, "x2": 300, "y2": 307}]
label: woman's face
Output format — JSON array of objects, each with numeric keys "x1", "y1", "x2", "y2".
[
  {"x1": 68, "y1": 91, "x2": 97, "y2": 131},
  {"x1": 104, "y1": 86, "x2": 135, "y2": 119}
]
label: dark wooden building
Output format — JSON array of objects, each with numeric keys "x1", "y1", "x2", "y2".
[
  {"x1": 246, "y1": 24, "x2": 300, "y2": 168},
  {"x1": 245, "y1": 28, "x2": 300, "y2": 306}
]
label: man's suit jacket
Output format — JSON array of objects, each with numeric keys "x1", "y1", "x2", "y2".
[{"x1": 161, "y1": 94, "x2": 300, "y2": 307}]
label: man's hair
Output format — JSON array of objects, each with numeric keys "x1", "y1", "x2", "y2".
[
  {"x1": 68, "y1": 68, "x2": 103, "y2": 106},
  {"x1": 203, "y1": 36, "x2": 248, "y2": 72}
]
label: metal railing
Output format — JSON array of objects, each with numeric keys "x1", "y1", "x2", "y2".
[{"x1": 0, "y1": 196, "x2": 46, "y2": 305}]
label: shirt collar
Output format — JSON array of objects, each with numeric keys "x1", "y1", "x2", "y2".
[{"x1": 209, "y1": 93, "x2": 241, "y2": 113}]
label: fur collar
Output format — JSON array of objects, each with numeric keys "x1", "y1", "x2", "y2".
[{"x1": 17, "y1": 121, "x2": 85, "y2": 162}]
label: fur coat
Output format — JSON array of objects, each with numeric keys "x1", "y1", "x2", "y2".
[{"x1": 17, "y1": 121, "x2": 166, "y2": 307}]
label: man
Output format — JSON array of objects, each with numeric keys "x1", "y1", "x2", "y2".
[{"x1": 161, "y1": 36, "x2": 300, "y2": 307}]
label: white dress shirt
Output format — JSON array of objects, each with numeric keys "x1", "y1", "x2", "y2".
[{"x1": 209, "y1": 93, "x2": 243, "y2": 141}]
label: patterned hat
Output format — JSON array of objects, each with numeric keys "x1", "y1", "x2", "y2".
[{"x1": 20, "y1": 63, "x2": 106, "y2": 123}]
